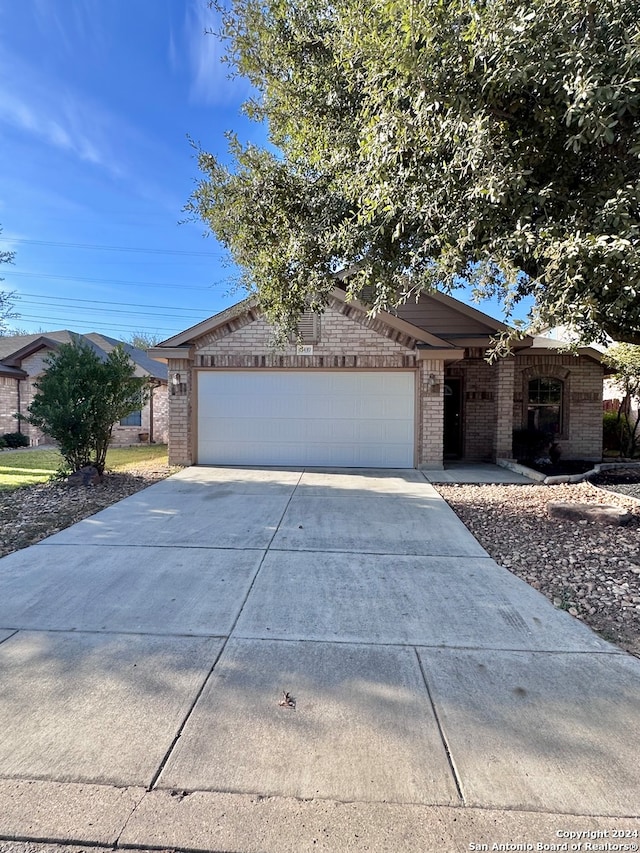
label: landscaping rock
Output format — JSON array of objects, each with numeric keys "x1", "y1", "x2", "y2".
[
  {"x1": 547, "y1": 501, "x2": 632, "y2": 526},
  {"x1": 438, "y1": 479, "x2": 640, "y2": 655},
  {"x1": 66, "y1": 466, "x2": 101, "y2": 487},
  {"x1": 0, "y1": 463, "x2": 176, "y2": 559}
]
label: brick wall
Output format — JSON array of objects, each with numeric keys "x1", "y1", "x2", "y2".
[
  {"x1": 493, "y1": 358, "x2": 515, "y2": 459},
  {"x1": 110, "y1": 382, "x2": 169, "y2": 447},
  {"x1": 151, "y1": 383, "x2": 170, "y2": 443},
  {"x1": 448, "y1": 358, "x2": 497, "y2": 460},
  {"x1": 17, "y1": 352, "x2": 56, "y2": 444},
  {"x1": 445, "y1": 353, "x2": 604, "y2": 461},
  {"x1": 166, "y1": 301, "x2": 429, "y2": 466},
  {"x1": 164, "y1": 301, "x2": 605, "y2": 467},
  {"x1": 1, "y1": 349, "x2": 171, "y2": 450},
  {"x1": 166, "y1": 359, "x2": 192, "y2": 466},
  {"x1": 0, "y1": 377, "x2": 19, "y2": 435},
  {"x1": 417, "y1": 360, "x2": 444, "y2": 468},
  {"x1": 195, "y1": 297, "x2": 418, "y2": 367},
  {"x1": 514, "y1": 354, "x2": 604, "y2": 460}
]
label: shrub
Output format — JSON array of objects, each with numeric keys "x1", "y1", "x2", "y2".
[
  {"x1": 24, "y1": 340, "x2": 149, "y2": 475},
  {"x1": 2, "y1": 432, "x2": 30, "y2": 449},
  {"x1": 512, "y1": 428, "x2": 550, "y2": 462},
  {"x1": 603, "y1": 411, "x2": 631, "y2": 455}
]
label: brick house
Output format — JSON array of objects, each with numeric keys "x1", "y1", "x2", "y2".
[
  {"x1": 149, "y1": 288, "x2": 605, "y2": 469},
  {"x1": 0, "y1": 331, "x2": 169, "y2": 446}
]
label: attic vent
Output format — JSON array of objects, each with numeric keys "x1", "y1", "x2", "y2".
[{"x1": 293, "y1": 311, "x2": 321, "y2": 344}]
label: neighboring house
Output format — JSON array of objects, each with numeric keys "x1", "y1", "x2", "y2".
[
  {"x1": 0, "y1": 331, "x2": 169, "y2": 446},
  {"x1": 149, "y1": 288, "x2": 606, "y2": 469},
  {"x1": 604, "y1": 379, "x2": 640, "y2": 421}
]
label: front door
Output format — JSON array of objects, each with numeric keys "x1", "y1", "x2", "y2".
[{"x1": 443, "y1": 378, "x2": 463, "y2": 458}]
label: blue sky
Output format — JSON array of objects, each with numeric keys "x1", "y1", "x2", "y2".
[
  {"x1": 0, "y1": 1, "x2": 529, "y2": 344},
  {"x1": 0, "y1": 0, "x2": 265, "y2": 342}
]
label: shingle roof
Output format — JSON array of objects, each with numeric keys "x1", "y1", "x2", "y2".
[{"x1": 0, "y1": 331, "x2": 167, "y2": 380}]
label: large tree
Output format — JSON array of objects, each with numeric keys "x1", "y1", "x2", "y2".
[{"x1": 188, "y1": 0, "x2": 640, "y2": 344}]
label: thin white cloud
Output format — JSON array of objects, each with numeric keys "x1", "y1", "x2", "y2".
[
  {"x1": 185, "y1": 0, "x2": 250, "y2": 105},
  {"x1": 168, "y1": 26, "x2": 179, "y2": 71},
  {"x1": 0, "y1": 80, "x2": 122, "y2": 177},
  {"x1": 32, "y1": 0, "x2": 105, "y2": 56},
  {"x1": 0, "y1": 228, "x2": 24, "y2": 256},
  {"x1": 0, "y1": 2, "x2": 124, "y2": 176}
]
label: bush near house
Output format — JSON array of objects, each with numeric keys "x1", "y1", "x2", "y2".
[
  {"x1": 24, "y1": 340, "x2": 150, "y2": 475},
  {"x1": 1, "y1": 432, "x2": 30, "y2": 449},
  {"x1": 512, "y1": 428, "x2": 551, "y2": 464}
]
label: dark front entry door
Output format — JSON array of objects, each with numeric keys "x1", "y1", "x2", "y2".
[{"x1": 443, "y1": 378, "x2": 463, "y2": 458}]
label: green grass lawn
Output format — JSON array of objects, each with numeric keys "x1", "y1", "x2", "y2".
[{"x1": 0, "y1": 444, "x2": 169, "y2": 491}]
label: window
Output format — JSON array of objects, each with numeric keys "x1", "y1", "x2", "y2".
[
  {"x1": 527, "y1": 377, "x2": 562, "y2": 436},
  {"x1": 120, "y1": 409, "x2": 142, "y2": 427}
]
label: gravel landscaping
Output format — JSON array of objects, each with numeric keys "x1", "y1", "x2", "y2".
[
  {"x1": 1, "y1": 461, "x2": 639, "y2": 658},
  {"x1": 437, "y1": 468, "x2": 640, "y2": 657}
]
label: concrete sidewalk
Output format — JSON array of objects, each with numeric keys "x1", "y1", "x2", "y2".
[{"x1": 0, "y1": 466, "x2": 638, "y2": 852}]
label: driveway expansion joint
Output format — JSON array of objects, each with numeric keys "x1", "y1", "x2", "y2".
[
  {"x1": 147, "y1": 634, "x2": 229, "y2": 792},
  {"x1": 414, "y1": 648, "x2": 465, "y2": 806},
  {"x1": 148, "y1": 472, "x2": 305, "y2": 793}
]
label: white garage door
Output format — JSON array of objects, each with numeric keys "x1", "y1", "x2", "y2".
[{"x1": 197, "y1": 371, "x2": 415, "y2": 468}]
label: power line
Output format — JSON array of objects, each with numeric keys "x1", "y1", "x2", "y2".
[
  {"x1": 3, "y1": 237, "x2": 225, "y2": 258},
  {"x1": 17, "y1": 299, "x2": 206, "y2": 321},
  {"x1": 16, "y1": 291, "x2": 217, "y2": 313},
  {"x1": 14, "y1": 312, "x2": 183, "y2": 334},
  {"x1": 5, "y1": 271, "x2": 227, "y2": 291}
]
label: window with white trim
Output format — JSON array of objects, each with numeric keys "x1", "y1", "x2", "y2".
[{"x1": 527, "y1": 377, "x2": 562, "y2": 436}]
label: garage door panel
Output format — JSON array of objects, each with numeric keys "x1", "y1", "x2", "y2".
[{"x1": 197, "y1": 371, "x2": 415, "y2": 468}]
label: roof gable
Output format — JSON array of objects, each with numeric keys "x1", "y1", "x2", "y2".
[
  {"x1": 153, "y1": 288, "x2": 455, "y2": 353},
  {"x1": 394, "y1": 291, "x2": 508, "y2": 339}
]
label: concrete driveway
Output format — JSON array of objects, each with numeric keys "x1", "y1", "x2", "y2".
[{"x1": 0, "y1": 466, "x2": 639, "y2": 852}]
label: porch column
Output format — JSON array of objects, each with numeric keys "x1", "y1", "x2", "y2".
[
  {"x1": 418, "y1": 359, "x2": 445, "y2": 469},
  {"x1": 492, "y1": 357, "x2": 515, "y2": 460}
]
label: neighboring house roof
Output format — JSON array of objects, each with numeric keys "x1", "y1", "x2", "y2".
[
  {"x1": 0, "y1": 331, "x2": 168, "y2": 381},
  {"x1": 0, "y1": 364, "x2": 27, "y2": 379}
]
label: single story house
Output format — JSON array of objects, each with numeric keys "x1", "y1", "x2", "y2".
[
  {"x1": 149, "y1": 288, "x2": 605, "y2": 469},
  {"x1": 0, "y1": 331, "x2": 169, "y2": 446}
]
